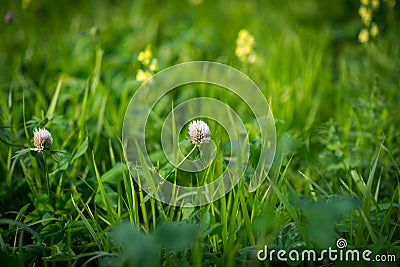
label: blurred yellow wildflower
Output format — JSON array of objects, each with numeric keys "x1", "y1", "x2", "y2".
[
  {"x1": 235, "y1": 29, "x2": 256, "y2": 64},
  {"x1": 22, "y1": 0, "x2": 32, "y2": 9},
  {"x1": 138, "y1": 44, "x2": 152, "y2": 66},
  {"x1": 358, "y1": 28, "x2": 369, "y2": 43},
  {"x1": 371, "y1": 0, "x2": 380, "y2": 9},
  {"x1": 149, "y1": 58, "x2": 158, "y2": 72},
  {"x1": 188, "y1": 0, "x2": 203, "y2": 5},
  {"x1": 387, "y1": 0, "x2": 396, "y2": 8},
  {"x1": 136, "y1": 69, "x2": 152, "y2": 82},
  {"x1": 247, "y1": 53, "x2": 256, "y2": 63},
  {"x1": 359, "y1": 6, "x2": 372, "y2": 26},
  {"x1": 136, "y1": 44, "x2": 158, "y2": 82},
  {"x1": 237, "y1": 29, "x2": 255, "y2": 47},
  {"x1": 357, "y1": 0, "x2": 383, "y2": 43},
  {"x1": 370, "y1": 23, "x2": 379, "y2": 37}
]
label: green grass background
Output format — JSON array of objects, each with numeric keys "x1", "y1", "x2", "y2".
[{"x1": 0, "y1": 0, "x2": 399, "y2": 266}]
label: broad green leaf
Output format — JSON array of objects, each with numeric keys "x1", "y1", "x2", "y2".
[
  {"x1": 16, "y1": 203, "x2": 30, "y2": 222},
  {"x1": 155, "y1": 222, "x2": 199, "y2": 251},
  {"x1": 101, "y1": 162, "x2": 128, "y2": 185},
  {"x1": 70, "y1": 138, "x2": 88, "y2": 163},
  {"x1": 181, "y1": 203, "x2": 194, "y2": 221}
]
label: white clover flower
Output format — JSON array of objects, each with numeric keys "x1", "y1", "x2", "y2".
[
  {"x1": 33, "y1": 128, "x2": 53, "y2": 151},
  {"x1": 188, "y1": 120, "x2": 211, "y2": 145}
]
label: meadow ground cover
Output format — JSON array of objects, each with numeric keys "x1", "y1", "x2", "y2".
[{"x1": 0, "y1": 0, "x2": 399, "y2": 266}]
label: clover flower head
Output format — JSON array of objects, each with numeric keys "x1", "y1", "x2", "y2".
[
  {"x1": 4, "y1": 12, "x2": 13, "y2": 23},
  {"x1": 188, "y1": 120, "x2": 211, "y2": 145},
  {"x1": 33, "y1": 128, "x2": 53, "y2": 151}
]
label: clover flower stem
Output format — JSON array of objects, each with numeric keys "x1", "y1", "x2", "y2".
[
  {"x1": 176, "y1": 145, "x2": 198, "y2": 168},
  {"x1": 43, "y1": 154, "x2": 54, "y2": 211}
]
